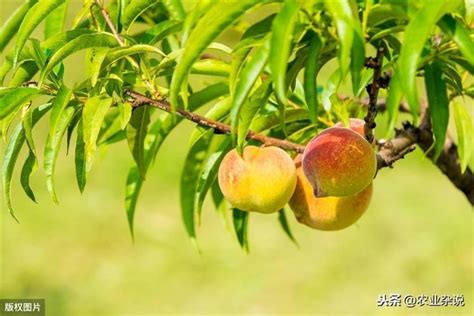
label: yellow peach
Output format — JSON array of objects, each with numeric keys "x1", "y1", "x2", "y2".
[{"x1": 218, "y1": 146, "x2": 297, "y2": 213}]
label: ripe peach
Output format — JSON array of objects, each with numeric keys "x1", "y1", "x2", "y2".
[
  {"x1": 218, "y1": 146, "x2": 296, "y2": 214},
  {"x1": 302, "y1": 127, "x2": 376, "y2": 197},
  {"x1": 290, "y1": 158, "x2": 372, "y2": 230}
]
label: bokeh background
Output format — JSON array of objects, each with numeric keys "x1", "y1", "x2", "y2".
[{"x1": 1, "y1": 1, "x2": 473, "y2": 315}]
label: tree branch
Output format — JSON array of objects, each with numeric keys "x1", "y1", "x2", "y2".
[
  {"x1": 127, "y1": 90, "x2": 306, "y2": 153},
  {"x1": 364, "y1": 46, "x2": 385, "y2": 143},
  {"x1": 95, "y1": 0, "x2": 125, "y2": 46}
]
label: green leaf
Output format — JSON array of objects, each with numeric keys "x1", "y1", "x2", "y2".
[
  {"x1": 86, "y1": 47, "x2": 110, "y2": 87},
  {"x1": 14, "y1": 0, "x2": 64, "y2": 65},
  {"x1": 66, "y1": 108, "x2": 82, "y2": 154},
  {"x1": 118, "y1": 101, "x2": 133, "y2": 129},
  {"x1": 195, "y1": 139, "x2": 232, "y2": 219},
  {"x1": 232, "y1": 209, "x2": 249, "y2": 251},
  {"x1": 49, "y1": 85, "x2": 73, "y2": 141},
  {"x1": 181, "y1": 0, "x2": 214, "y2": 46},
  {"x1": 102, "y1": 44, "x2": 165, "y2": 70},
  {"x1": 278, "y1": 209, "x2": 298, "y2": 246},
  {"x1": 180, "y1": 130, "x2": 214, "y2": 240},
  {"x1": 303, "y1": 32, "x2": 322, "y2": 123},
  {"x1": 9, "y1": 60, "x2": 39, "y2": 87},
  {"x1": 230, "y1": 38, "x2": 270, "y2": 143},
  {"x1": 325, "y1": 0, "x2": 365, "y2": 94},
  {"x1": 44, "y1": 0, "x2": 69, "y2": 39},
  {"x1": 20, "y1": 149, "x2": 38, "y2": 203},
  {"x1": 125, "y1": 166, "x2": 142, "y2": 240},
  {"x1": 180, "y1": 97, "x2": 232, "y2": 239},
  {"x1": 438, "y1": 14, "x2": 474, "y2": 66},
  {"x1": 385, "y1": 71, "x2": 403, "y2": 138},
  {"x1": 0, "y1": 87, "x2": 40, "y2": 120},
  {"x1": 137, "y1": 20, "x2": 183, "y2": 45},
  {"x1": 237, "y1": 81, "x2": 272, "y2": 150},
  {"x1": 452, "y1": 100, "x2": 473, "y2": 173},
  {"x1": 0, "y1": 0, "x2": 37, "y2": 52},
  {"x1": 82, "y1": 96, "x2": 113, "y2": 172},
  {"x1": 424, "y1": 61, "x2": 450, "y2": 161},
  {"x1": 75, "y1": 120, "x2": 87, "y2": 193},
  {"x1": 162, "y1": 0, "x2": 186, "y2": 20},
  {"x1": 126, "y1": 105, "x2": 151, "y2": 179},
  {"x1": 44, "y1": 105, "x2": 76, "y2": 203},
  {"x1": 40, "y1": 32, "x2": 119, "y2": 84},
  {"x1": 22, "y1": 105, "x2": 36, "y2": 155},
  {"x1": 269, "y1": 0, "x2": 299, "y2": 108},
  {"x1": 122, "y1": 0, "x2": 159, "y2": 31},
  {"x1": 2, "y1": 104, "x2": 50, "y2": 220},
  {"x1": 170, "y1": 0, "x2": 261, "y2": 111},
  {"x1": 2, "y1": 125, "x2": 25, "y2": 221},
  {"x1": 398, "y1": 1, "x2": 462, "y2": 123}
]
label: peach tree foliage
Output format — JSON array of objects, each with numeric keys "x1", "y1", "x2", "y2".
[{"x1": 1, "y1": 0, "x2": 473, "y2": 248}]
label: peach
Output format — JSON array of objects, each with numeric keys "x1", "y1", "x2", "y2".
[
  {"x1": 290, "y1": 157, "x2": 372, "y2": 230},
  {"x1": 218, "y1": 146, "x2": 296, "y2": 214},
  {"x1": 302, "y1": 127, "x2": 376, "y2": 197}
]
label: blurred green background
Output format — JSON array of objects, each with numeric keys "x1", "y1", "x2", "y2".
[{"x1": 1, "y1": 1, "x2": 472, "y2": 315}]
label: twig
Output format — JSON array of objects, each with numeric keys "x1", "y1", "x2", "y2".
[
  {"x1": 95, "y1": 0, "x2": 125, "y2": 46},
  {"x1": 127, "y1": 90, "x2": 306, "y2": 153},
  {"x1": 364, "y1": 46, "x2": 385, "y2": 143}
]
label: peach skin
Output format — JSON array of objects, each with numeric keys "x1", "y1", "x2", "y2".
[
  {"x1": 302, "y1": 127, "x2": 376, "y2": 197},
  {"x1": 218, "y1": 146, "x2": 297, "y2": 214},
  {"x1": 290, "y1": 156, "x2": 373, "y2": 231}
]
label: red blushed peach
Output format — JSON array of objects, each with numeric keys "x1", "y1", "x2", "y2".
[
  {"x1": 218, "y1": 146, "x2": 296, "y2": 214},
  {"x1": 302, "y1": 127, "x2": 376, "y2": 197}
]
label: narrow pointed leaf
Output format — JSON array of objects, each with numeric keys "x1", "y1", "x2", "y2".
[
  {"x1": 122, "y1": 0, "x2": 159, "y2": 30},
  {"x1": 137, "y1": 20, "x2": 183, "y2": 45},
  {"x1": 232, "y1": 209, "x2": 249, "y2": 251},
  {"x1": 452, "y1": 101, "x2": 473, "y2": 173},
  {"x1": 20, "y1": 149, "x2": 38, "y2": 202},
  {"x1": 0, "y1": 87, "x2": 40, "y2": 120},
  {"x1": 44, "y1": 0, "x2": 69, "y2": 39},
  {"x1": 181, "y1": 130, "x2": 213, "y2": 239},
  {"x1": 40, "y1": 33, "x2": 118, "y2": 84},
  {"x1": 2, "y1": 104, "x2": 50, "y2": 219},
  {"x1": 0, "y1": 0, "x2": 36, "y2": 52},
  {"x1": 118, "y1": 101, "x2": 133, "y2": 129},
  {"x1": 170, "y1": 0, "x2": 261, "y2": 111},
  {"x1": 230, "y1": 38, "x2": 270, "y2": 141},
  {"x1": 237, "y1": 80, "x2": 272, "y2": 150},
  {"x1": 424, "y1": 61, "x2": 449, "y2": 161},
  {"x1": 438, "y1": 15, "x2": 474, "y2": 66},
  {"x1": 195, "y1": 139, "x2": 232, "y2": 219},
  {"x1": 303, "y1": 32, "x2": 322, "y2": 123},
  {"x1": 385, "y1": 71, "x2": 403, "y2": 137},
  {"x1": 125, "y1": 166, "x2": 142, "y2": 240},
  {"x1": 101, "y1": 44, "x2": 165, "y2": 71},
  {"x1": 162, "y1": 0, "x2": 185, "y2": 20},
  {"x1": 278, "y1": 209, "x2": 298, "y2": 246},
  {"x1": 82, "y1": 96, "x2": 113, "y2": 172},
  {"x1": 126, "y1": 105, "x2": 151, "y2": 179},
  {"x1": 44, "y1": 105, "x2": 76, "y2": 203},
  {"x1": 398, "y1": 1, "x2": 462, "y2": 122},
  {"x1": 75, "y1": 120, "x2": 87, "y2": 193},
  {"x1": 269, "y1": 0, "x2": 299, "y2": 108},
  {"x1": 14, "y1": 0, "x2": 63, "y2": 65}
]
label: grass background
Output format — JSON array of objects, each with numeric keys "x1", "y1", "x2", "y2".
[{"x1": 1, "y1": 1, "x2": 473, "y2": 315}]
